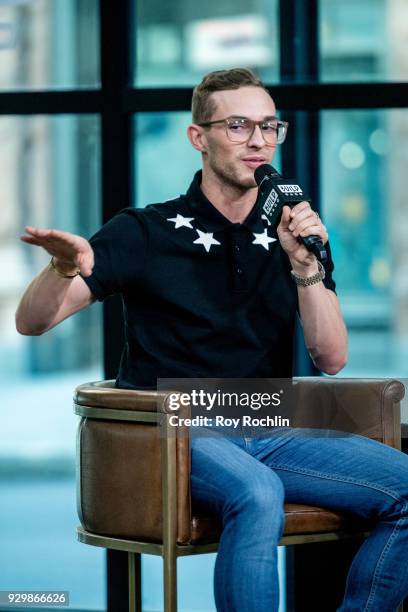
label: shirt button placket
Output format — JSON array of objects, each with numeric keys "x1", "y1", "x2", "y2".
[{"x1": 231, "y1": 228, "x2": 245, "y2": 290}]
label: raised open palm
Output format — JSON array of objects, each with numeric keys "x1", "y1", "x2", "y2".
[{"x1": 20, "y1": 226, "x2": 94, "y2": 277}]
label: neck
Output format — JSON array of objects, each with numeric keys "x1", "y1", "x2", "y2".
[{"x1": 200, "y1": 168, "x2": 258, "y2": 224}]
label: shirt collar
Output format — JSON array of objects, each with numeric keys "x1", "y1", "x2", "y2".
[{"x1": 186, "y1": 170, "x2": 265, "y2": 234}]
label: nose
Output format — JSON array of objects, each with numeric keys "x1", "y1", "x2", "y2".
[{"x1": 247, "y1": 124, "x2": 265, "y2": 147}]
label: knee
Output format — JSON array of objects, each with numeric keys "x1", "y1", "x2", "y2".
[
  {"x1": 231, "y1": 470, "x2": 285, "y2": 520},
  {"x1": 375, "y1": 452, "x2": 408, "y2": 518},
  {"x1": 390, "y1": 454, "x2": 408, "y2": 503}
]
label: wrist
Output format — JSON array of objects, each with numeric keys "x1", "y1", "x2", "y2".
[
  {"x1": 291, "y1": 260, "x2": 325, "y2": 287},
  {"x1": 289, "y1": 256, "x2": 319, "y2": 277},
  {"x1": 49, "y1": 256, "x2": 80, "y2": 278}
]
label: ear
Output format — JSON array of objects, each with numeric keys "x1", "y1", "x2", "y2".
[{"x1": 187, "y1": 123, "x2": 208, "y2": 153}]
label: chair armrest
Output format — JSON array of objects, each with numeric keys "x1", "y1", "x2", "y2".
[
  {"x1": 74, "y1": 379, "x2": 178, "y2": 413},
  {"x1": 75, "y1": 380, "x2": 192, "y2": 544},
  {"x1": 292, "y1": 377, "x2": 405, "y2": 449}
]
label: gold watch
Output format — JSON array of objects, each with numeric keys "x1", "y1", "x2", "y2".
[
  {"x1": 49, "y1": 257, "x2": 80, "y2": 279},
  {"x1": 291, "y1": 261, "x2": 325, "y2": 287}
]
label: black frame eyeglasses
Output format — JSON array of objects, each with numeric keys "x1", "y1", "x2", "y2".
[{"x1": 198, "y1": 116, "x2": 289, "y2": 145}]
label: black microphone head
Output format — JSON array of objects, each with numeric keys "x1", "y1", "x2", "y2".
[
  {"x1": 254, "y1": 164, "x2": 280, "y2": 186},
  {"x1": 254, "y1": 164, "x2": 272, "y2": 185}
]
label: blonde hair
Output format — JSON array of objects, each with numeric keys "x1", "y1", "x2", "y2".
[{"x1": 192, "y1": 68, "x2": 268, "y2": 124}]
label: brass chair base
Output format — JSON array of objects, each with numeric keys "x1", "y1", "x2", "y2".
[{"x1": 77, "y1": 526, "x2": 387, "y2": 612}]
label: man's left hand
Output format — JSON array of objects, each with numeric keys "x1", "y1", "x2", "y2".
[{"x1": 277, "y1": 202, "x2": 328, "y2": 273}]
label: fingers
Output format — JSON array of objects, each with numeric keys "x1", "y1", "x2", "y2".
[
  {"x1": 287, "y1": 203, "x2": 328, "y2": 243},
  {"x1": 288, "y1": 202, "x2": 314, "y2": 229},
  {"x1": 289, "y1": 201, "x2": 310, "y2": 218},
  {"x1": 20, "y1": 235, "x2": 43, "y2": 246},
  {"x1": 22, "y1": 226, "x2": 77, "y2": 244},
  {"x1": 20, "y1": 227, "x2": 44, "y2": 246},
  {"x1": 279, "y1": 205, "x2": 292, "y2": 229},
  {"x1": 292, "y1": 220, "x2": 328, "y2": 243},
  {"x1": 20, "y1": 226, "x2": 85, "y2": 252},
  {"x1": 298, "y1": 224, "x2": 328, "y2": 243},
  {"x1": 23, "y1": 226, "x2": 54, "y2": 238},
  {"x1": 20, "y1": 226, "x2": 95, "y2": 270}
]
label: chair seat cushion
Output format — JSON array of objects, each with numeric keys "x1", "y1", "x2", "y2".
[{"x1": 190, "y1": 503, "x2": 368, "y2": 544}]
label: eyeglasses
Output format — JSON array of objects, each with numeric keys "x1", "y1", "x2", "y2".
[{"x1": 198, "y1": 116, "x2": 289, "y2": 145}]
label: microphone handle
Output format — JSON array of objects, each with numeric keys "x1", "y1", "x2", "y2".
[
  {"x1": 283, "y1": 201, "x2": 327, "y2": 263},
  {"x1": 301, "y1": 234, "x2": 328, "y2": 262}
]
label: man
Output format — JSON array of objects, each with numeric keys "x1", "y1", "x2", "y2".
[{"x1": 16, "y1": 68, "x2": 408, "y2": 611}]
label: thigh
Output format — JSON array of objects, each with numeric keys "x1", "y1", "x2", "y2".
[
  {"x1": 190, "y1": 430, "x2": 285, "y2": 518},
  {"x1": 252, "y1": 429, "x2": 408, "y2": 517}
]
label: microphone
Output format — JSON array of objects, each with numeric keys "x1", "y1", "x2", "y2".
[{"x1": 254, "y1": 164, "x2": 327, "y2": 262}]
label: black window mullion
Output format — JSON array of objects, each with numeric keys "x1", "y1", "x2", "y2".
[
  {"x1": 285, "y1": 0, "x2": 319, "y2": 83},
  {"x1": 278, "y1": 0, "x2": 320, "y2": 380},
  {"x1": 123, "y1": 82, "x2": 408, "y2": 114},
  {"x1": 99, "y1": 0, "x2": 134, "y2": 381},
  {"x1": 0, "y1": 90, "x2": 101, "y2": 115},
  {"x1": 100, "y1": 0, "x2": 133, "y2": 227},
  {"x1": 99, "y1": 1, "x2": 139, "y2": 611}
]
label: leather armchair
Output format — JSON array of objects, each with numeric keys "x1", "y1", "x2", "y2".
[{"x1": 74, "y1": 377, "x2": 405, "y2": 612}]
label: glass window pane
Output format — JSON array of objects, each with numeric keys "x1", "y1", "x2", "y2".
[
  {"x1": 136, "y1": 113, "x2": 199, "y2": 203},
  {"x1": 134, "y1": 0, "x2": 279, "y2": 86},
  {"x1": 320, "y1": 0, "x2": 408, "y2": 82},
  {"x1": 1, "y1": 115, "x2": 105, "y2": 610},
  {"x1": 0, "y1": 0, "x2": 100, "y2": 90},
  {"x1": 321, "y1": 109, "x2": 407, "y2": 375}
]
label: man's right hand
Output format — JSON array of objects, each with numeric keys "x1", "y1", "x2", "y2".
[
  {"x1": 16, "y1": 226, "x2": 96, "y2": 335},
  {"x1": 20, "y1": 226, "x2": 94, "y2": 277}
]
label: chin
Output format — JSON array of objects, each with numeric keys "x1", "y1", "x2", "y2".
[
  {"x1": 228, "y1": 176, "x2": 256, "y2": 191},
  {"x1": 238, "y1": 173, "x2": 258, "y2": 190},
  {"x1": 242, "y1": 180, "x2": 257, "y2": 190},
  {"x1": 214, "y1": 164, "x2": 257, "y2": 191}
]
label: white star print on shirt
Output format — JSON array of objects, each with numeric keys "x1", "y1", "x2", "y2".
[
  {"x1": 193, "y1": 229, "x2": 221, "y2": 253},
  {"x1": 167, "y1": 214, "x2": 195, "y2": 229},
  {"x1": 252, "y1": 229, "x2": 277, "y2": 251}
]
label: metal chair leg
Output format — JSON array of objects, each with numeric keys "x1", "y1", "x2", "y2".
[
  {"x1": 163, "y1": 551, "x2": 177, "y2": 612},
  {"x1": 161, "y1": 414, "x2": 178, "y2": 611},
  {"x1": 128, "y1": 552, "x2": 142, "y2": 612}
]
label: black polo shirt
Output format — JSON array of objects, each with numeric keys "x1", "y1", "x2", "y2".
[{"x1": 81, "y1": 171, "x2": 336, "y2": 389}]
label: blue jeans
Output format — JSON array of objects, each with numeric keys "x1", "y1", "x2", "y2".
[{"x1": 190, "y1": 425, "x2": 408, "y2": 611}]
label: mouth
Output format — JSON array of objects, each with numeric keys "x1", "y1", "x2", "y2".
[{"x1": 241, "y1": 157, "x2": 267, "y2": 169}]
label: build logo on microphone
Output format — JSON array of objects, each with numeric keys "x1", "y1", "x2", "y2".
[
  {"x1": 277, "y1": 184, "x2": 304, "y2": 196},
  {"x1": 263, "y1": 188, "x2": 279, "y2": 215}
]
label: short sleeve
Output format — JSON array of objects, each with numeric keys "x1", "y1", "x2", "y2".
[
  {"x1": 321, "y1": 240, "x2": 336, "y2": 293},
  {"x1": 80, "y1": 208, "x2": 147, "y2": 301}
]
